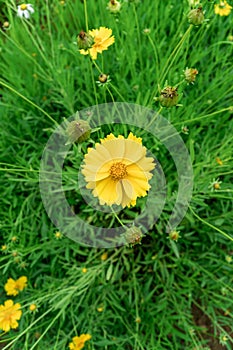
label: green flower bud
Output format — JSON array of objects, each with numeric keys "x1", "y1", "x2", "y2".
[
  {"x1": 77, "y1": 30, "x2": 94, "y2": 50},
  {"x1": 159, "y1": 86, "x2": 179, "y2": 108},
  {"x1": 66, "y1": 120, "x2": 91, "y2": 144},
  {"x1": 188, "y1": 7, "x2": 205, "y2": 26},
  {"x1": 169, "y1": 230, "x2": 180, "y2": 241},
  {"x1": 125, "y1": 226, "x2": 143, "y2": 246}
]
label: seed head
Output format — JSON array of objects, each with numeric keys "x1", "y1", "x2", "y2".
[
  {"x1": 159, "y1": 86, "x2": 179, "y2": 108},
  {"x1": 77, "y1": 30, "x2": 94, "y2": 50},
  {"x1": 188, "y1": 7, "x2": 205, "y2": 26}
]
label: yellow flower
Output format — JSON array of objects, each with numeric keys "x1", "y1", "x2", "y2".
[
  {"x1": 82, "y1": 267, "x2": 87, "y2": 273},
  {"x1": 100, "y1": 252, "x2": 108, "y2": 261},
  {"x1": 80, "y1": 27, "x2": 115, "y2": 60},
  {"x1": 69, "y1": 334, "x2": 91, "y2": 350},
  {"x1": 0, "y1": 300, "x2": 22, "y2": 332},
  {"x1": 4, "y1": 276, "x2": 27, "y2": 296},
  {"x1": 82, "y1": 133, "x2": 155, "y2": 208},
  {"x1": 214, "y1": 1, "x2": 232, "y2": 16},
  {"x1": 29, "y1": 303, "x2": 37, "y2": 312}
]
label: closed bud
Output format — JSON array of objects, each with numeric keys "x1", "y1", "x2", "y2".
[
  {"x1": 98, "y1": 73, "x2": 108, "y2": 83},
  {"x1": 125, "y1": 226, "x2": 143, "y2": 246},
  {"x1": 188, "y1": 7, "x2": 205, "y2": 26},
  {"x1": 66, "y1": 120, "x2": 91, "y2": 144},
  {"x1": 77, "y1": 30, "x2": 93, "y2": 50},
  {"x1": 107, "y1": 0, "x2": 121, "y2": 13},
  {"x1": 159, "y1": 86, "x2": 179, "y2": 108},
  {"x1": 169, "y1": 230, "x2": 180, "y2": 241}
]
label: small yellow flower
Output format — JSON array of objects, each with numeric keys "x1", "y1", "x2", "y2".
[
  {"x1": 11, "y1": 236, "x2": 18, "y2": 242},
  {"x1": 135, "y1": 316, "x2": 141, "y2": 323},
  {"x1": 29, "y1": 304, "x2": 37, "y2": 312},
  {"x1": 4, "y1": 276, "x2": 27, "y2": 296},
  {"x1": 0, "y1": 300, "x2": 22, "y2": 332},
  {"x1": 54, "y1": 231, "x2": 62, "y2": 239},
  {"x1": 1, "y1": 244, "x2": 7, "y2": 251},
  {"x1": 80, "y1": 27, "x2": 115, "y2": 60},
  {"x1": 214, "y1": 1, "x2": 232, "y2": 16},
  {"x1": 82, "y1": 267, "x2": 87, "y2": 273},
  {"x1": 225, "y1": 255, "x2": 232, "y2": 263},
  {"x1": 209, "y1": 178, "x2": 222, "y2": 191},
  {"x1": 97, "y1": 306, "x2": 104, "y2": 312},
  {"x1": 82, "y1": 133, "x2": 155, "y2": 208},
  {"x1": 100, "y1": 252, "x2": 108, "y2": 261},
  {"x1": 69, "y1": 334, "x2": 91, "y2": 350}
]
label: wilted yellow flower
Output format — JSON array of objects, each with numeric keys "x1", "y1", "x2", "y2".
[
  {"x1": 4, "y1": 276, "x2": 27, "y2": 296},
  {"x1": 82, "y1": 133, "x2": 155, "y2": 208},
  {"x1": 214, "y1": 1, "x2": 232, "y2": 16},
  {"x1": 0, "y1": 300, "x2": 22, "y2": 332},
  {"x1": 69, "y1": 334, "x2": 91, "y2": 350},
  {"x1": 80, "y1": 27, "x2": 115, "y2": 60}
]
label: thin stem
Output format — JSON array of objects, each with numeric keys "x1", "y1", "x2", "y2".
[
  {"x1": 110, "y1": 207, "x2": 126, "y2": 228},
  {"x1": 189, "y1": 206, "x2": 233, "y2": 242},
  {"x1": 0, "y1": 80, "x2": 58, "y2": 126},
  {"x1": 83, "y1": 0, "x2": 89, "y2": 32}
]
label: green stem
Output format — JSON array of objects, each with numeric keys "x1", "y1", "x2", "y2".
[
  {"x1": 83, "y1": 0, "x2": 89, "y2": 32},
  {"x1": 0, "y1": 80, "x2": 58, "y2": 126},
  {"x1": 111, "y1": 207, "x2": 126, "y2": 228},
  {"x1": 189, "y1": 206, "x2": 233, "y2": 242}
]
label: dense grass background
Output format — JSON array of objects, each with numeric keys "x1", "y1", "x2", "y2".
[{"x1": 0, "y1": 0, "x2": 233, "y2": 349}]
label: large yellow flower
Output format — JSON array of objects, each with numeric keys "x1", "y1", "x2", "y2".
[
  {"x1": 214, "y1": 1, "x2": 232, "y2": 16},
  {"x1": 82, "y1": 133, "x2": 155, "y2": 208},
  {"x1": 4, "y1": 276, "x2": 27, "y2": 296},
  {"x1": 0, "y1": 300, "x2": 22, "y2": 332},
  {"x1": 80, "y1": 27, "x2": 115, "y2": 60},
  {"x1": 69, "y1": 334, "x2": 92, "y2": 350}
]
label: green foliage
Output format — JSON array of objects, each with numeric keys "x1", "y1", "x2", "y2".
[{"x1": 0, "y1": 0, "x2": 233, "y2": 349}]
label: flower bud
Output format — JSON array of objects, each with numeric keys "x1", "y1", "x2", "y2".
[
  {"x1": 107, "y1": 0, "x2": 121, "y2": 13},
  {"x1": 66, "y1": 120, "x2": 91, "y2": 144},
  {"x1": 184, "y1": 67, "x2": 198, "y2": 83},
  {"x1": 169, "y1": 230, "x2": 180, "y2": 241},
  {"x1": 159, "y1": 86, "x2": 179, "y2": 108},
  {"x1": 77, "y1": 30, "x2": 93, "y2": 50},
  {"x1": 125, "y1": 226, "x2": 143, "y2": 246},
  {"x1": 98, "y1": 73, "x2": 108, "y2": 83},
  {"x1": 188, "y1": 7, "x2": 205, "y2": 26}
]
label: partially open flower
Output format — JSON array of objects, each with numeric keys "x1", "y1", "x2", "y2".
[
  {"x1": 214, "y1": 1, "x2": 232, "y2": 16},
  {"x1": 188, "y1": 6, "x2": 205, "y2": 25},
  {"x1": 184, "y1": 67, "x2": 198, "y2": 84}
]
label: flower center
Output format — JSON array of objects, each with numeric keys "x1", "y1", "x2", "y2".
[
  {"x1": 20, "y1": 4, "x2": 28, "y2": 10},
  {"x1": 109, "y1": 162, "x2": 127, "y2": 181}
]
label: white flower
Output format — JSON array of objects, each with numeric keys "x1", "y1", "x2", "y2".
[{"x1": 17, "y1": 4, "x2": 34, "y2": 19}]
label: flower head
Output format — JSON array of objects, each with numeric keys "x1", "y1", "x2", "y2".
[
  {"x1": 107, "y1": 0, "x2": 121, "y2": 13},
  {"x1": 188, "y1": 6, "x2": 205, "y2": 25},
  {"x1": 184, "y1": 67, "x2": 198, "y2": 84},
  {"x1": 79, "y1": 27, "x2": 115, "y2": 60},
  {"x1": 82, "y1": 133, "x2": 155, "y2": 208},
  {"x1": 17, "y1": 4, "x2": 34, "y2": 19},
  {"x1": 214, "y1": 1, "x2": 232, "y2": 16},
  {"x1": 158, "y1": 86, "x2": 179, "y2": 108},
  {"x1": 69, "y1": 334, "x2": 91, "y2": 350},
  {"x1": 0, "y1": 300, "x2": 22, "y2": 332},
  {"x1": 29, "y1": 303, "x2": 37, "y2": 312},
  {"x1": 4, "y1": 276, "x2": 27, "y2": 296}
]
